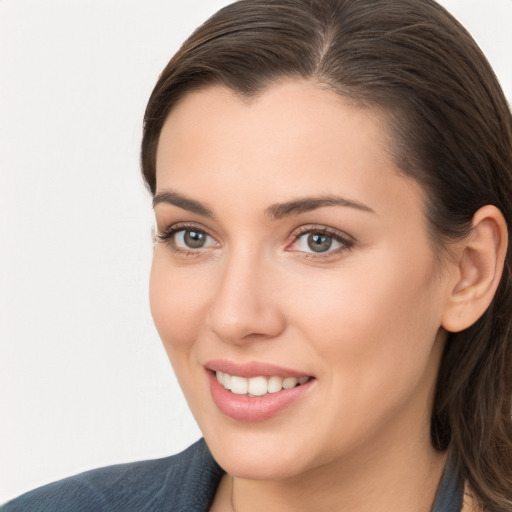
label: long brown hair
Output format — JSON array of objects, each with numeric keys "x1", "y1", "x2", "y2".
[{"x1": 141, "y1": 1, "x2": 512, "y2": 509}]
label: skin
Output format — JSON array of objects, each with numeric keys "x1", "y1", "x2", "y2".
[{"x1": 149, "y1": 80, "x2": 479, "y2": 511}]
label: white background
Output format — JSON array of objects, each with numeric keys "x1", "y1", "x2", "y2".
[{"x1": 1, "y1": 0, "x2": 511, "y2": 503}]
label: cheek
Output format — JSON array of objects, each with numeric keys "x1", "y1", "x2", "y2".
[
  {"x1": 149, "y1": 253, "x2": 210, "y2": 355},
  {"x1": 290, "y1": 246, "x2": 443, "y2": 391},
  {"x1": 285, "y1": 255, "x2": 443, "y2": 452}
]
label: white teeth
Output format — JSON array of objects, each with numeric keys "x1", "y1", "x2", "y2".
[
  {"x1": 247, "y1": 376, "x2": 268, "y2": 396},
  {"x1": 215, "y1": 371, "x2": 310, "y2": 396},
  {"x1": 282, "y1": 377, "x2": 298, "y2": 389},
  {"x1": 230, "y1": 376, "x2": 248, "y2": 395},
  {"x1": 268, "y1": 376, "x2": 283, "y2": 393}
]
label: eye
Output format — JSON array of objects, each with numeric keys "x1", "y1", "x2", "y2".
[
  {"x1": 289, "y1": 227, "x2": 354, "y2": 256},
  {"x1": 156, "y1": 225, "x2": 218, "y2": 253},
  {"x1": 296, "y1": 232, "x2": 342, "y2": 253},
  {"x1": 174, "y1": 229, "x2": 214, "y2": 249}
]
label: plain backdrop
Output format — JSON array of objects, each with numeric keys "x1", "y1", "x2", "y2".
[{"x1": 1, "y1": 0, "x2": 511, "y2": 503}]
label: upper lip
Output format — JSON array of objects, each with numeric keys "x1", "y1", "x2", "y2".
[{"x1": 205, "y1": 359, "x2": 313, "y2": 379}]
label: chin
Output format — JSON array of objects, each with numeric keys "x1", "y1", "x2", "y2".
[
  {"x1": 200, "y1": 422, "x2": 319, "y2": 480},
  {"x1": 211, "y1": 445, "x2": 310, "y2": 481}
]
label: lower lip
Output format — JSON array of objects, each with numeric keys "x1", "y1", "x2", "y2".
[{"x1": 208, "y1": 371, "x2": 315, "y2": 422}]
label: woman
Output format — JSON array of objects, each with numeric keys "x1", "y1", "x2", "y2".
[{"x1": 3, "y1": 0, "x2": 511, "y2": 510}]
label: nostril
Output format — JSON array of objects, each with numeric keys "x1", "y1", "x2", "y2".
[{"x1": 205, "y1": 266, "x2": 286, "y2": 344}]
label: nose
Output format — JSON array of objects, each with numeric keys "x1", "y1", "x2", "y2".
[{"x1": 206, "y1": 252, "x2": 285, "y2": 345}]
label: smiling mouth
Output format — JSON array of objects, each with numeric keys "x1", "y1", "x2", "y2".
[{"x1": 215, "y1": 371, "x2": 312, "y2": 397}]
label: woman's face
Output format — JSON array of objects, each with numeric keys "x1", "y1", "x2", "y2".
[{"x1": 150, "y1": 81, "x2": 452, "y2": 480}]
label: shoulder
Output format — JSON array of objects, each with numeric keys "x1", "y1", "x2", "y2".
[{"x1": 1, "y1": 439, "x2": 224, "y2": 512}]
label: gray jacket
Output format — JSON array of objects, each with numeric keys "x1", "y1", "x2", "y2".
[{"x1": 1, "y1": 438, "x2": 463, "y2": 511}]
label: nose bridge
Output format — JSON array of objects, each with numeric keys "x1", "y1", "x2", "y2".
[{"x1": 207, "y1": 245, "x2": 284, "y2": 344}]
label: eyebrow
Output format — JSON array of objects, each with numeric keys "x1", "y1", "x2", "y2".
[
  {"x1": 265, "y1": 195, "x2": 375, "y2": 220},
  {"x1": 153, "y1": 190, "x2": 374, "y2": 220},
  {"x1": 153, "y1": 191, "x2": 214, "y2": 218}
]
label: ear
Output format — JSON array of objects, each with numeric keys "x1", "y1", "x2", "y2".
[{"x1": 441, "y1": 205, "x2": 508, "y2": 333}]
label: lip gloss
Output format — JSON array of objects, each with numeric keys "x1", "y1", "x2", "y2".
[
  {"x1": 207, "y1": 370, "x2": 315, "y2": 422},
  {"x1": 205, "y1": 359, "x2": 311, "y2": 379}
]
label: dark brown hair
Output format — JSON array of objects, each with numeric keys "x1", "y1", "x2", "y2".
[{"x1": 141, "y1": 1, "x2": 512, "y2": 509}]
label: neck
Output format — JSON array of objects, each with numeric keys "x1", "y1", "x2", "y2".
[{"x1": 228, "y1": 431, "x2": 447, "y2": 512}]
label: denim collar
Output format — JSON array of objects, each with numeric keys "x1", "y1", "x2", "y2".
[{"x1": 431, "y1": 453, "x2": 464, "y2": 512}]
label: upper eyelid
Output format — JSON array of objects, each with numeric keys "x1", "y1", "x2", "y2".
[
  {"x1": 289, "y1": 224, "x2": 354, "y2": 242},
  {"x1": 157, "y1": 221, "x2": 216, "y2": 237}
]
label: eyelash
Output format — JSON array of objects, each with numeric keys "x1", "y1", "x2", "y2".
[
  {"x1": 156, "y1": 223, "x2": 216, "y2": 257},
  {"x1": 156, "y1": 223, "x2": 354, "y2": 259},
  {"x1": 287, "y1": 225, "x2": 354, "y2": 259}
]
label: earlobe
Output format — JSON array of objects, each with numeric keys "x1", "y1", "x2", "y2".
[{"x1": 441, "y1": 205, "x2": 508, "y2": 333}]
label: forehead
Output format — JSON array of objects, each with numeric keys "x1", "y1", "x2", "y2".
[{"x1": 155, "y1": 80, "x2": 424, "y2": 219}]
